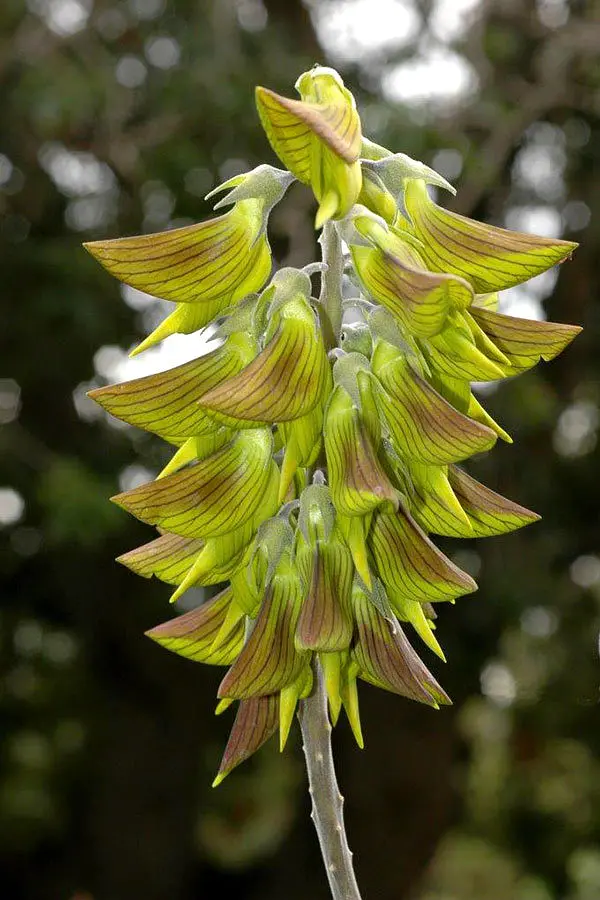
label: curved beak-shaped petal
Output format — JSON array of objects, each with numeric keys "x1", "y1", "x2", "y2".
[
  {"x1": 88, "y1": 332, "x2": 257, "y2": 443},
  {"x1": 449, "y1": 465, "x2": 540, "y2": 537},
  {"x1": 213, "y1": 694, "x2": 279, "y2": 787},
  {"x1": 369, "y1": 508, "x2": 477, "y2": 604},
  {"x1": 325, "y1": 385, "x2": 399, "y2": 517},
  {"x1": 117, "y1": 532, "x2": 205, "y2": 585},
  {"x1": 198, "y1": 297, "x2": 330, "y2": 426},
  {"x1": 145, "y1": 587, "x2": 243, "y2": 665},
  {"x1": 218, "y1": 568, "x2": 309, "y2": 700},
  {"x1": 295, "y1": 539, "x2": 354, "y2": 652},
  {"x1": 469, "y1": 306, "x2": 582, "y2": 373},
  {"x1": 111, "y1": 428, "x2": 276, "y2": 539},
  {"x1": 84, "y1": 202, "x2": 271, "y2": 305},
  {"x1": 350, "y1": 220, "x2": 472, "y2": 338},
  {"x1": 404, "y1": 178, "x2": 577, "y2": 293},
  {"x1": 256, "y1": 67, "x2": 362, "y2": 227},
  {"x1": 372, "y1": 339, "x2": 496, "y2": 464},
  {"x1": 351, "y1": 584, "x2": 450, "y2": 706}
]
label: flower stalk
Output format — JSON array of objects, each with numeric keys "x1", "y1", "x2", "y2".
[{"x1": 299, "y1": 659, "x2": 362, "y2": 900}]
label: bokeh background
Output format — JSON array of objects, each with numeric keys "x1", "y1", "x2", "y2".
[{"x1": 1, "y1": 0, "x2": 599, "y2": 897}]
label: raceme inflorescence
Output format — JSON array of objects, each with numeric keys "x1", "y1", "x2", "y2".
[{"x1": 86, "y1": 67, "x2": 580, "y2": 789}]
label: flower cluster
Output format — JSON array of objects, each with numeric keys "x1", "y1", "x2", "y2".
[{"x1": 86, "y1": 66, "x2": 579, "y2": 785}]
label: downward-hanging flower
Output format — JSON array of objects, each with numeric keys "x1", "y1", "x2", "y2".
[{"x1": 85, "y1": 66, "x2": 581, "y2": 794}]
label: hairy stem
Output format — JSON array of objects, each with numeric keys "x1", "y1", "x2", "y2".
[
  {"x1": 319, "y1": 219, "x2": 344, "y2": 344},
  {"x1": 298, "y1": 660, "x2": 363, "y2": 900}
]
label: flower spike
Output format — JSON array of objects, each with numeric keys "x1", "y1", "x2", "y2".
[{"x1": 86, "y1": 66, "x2": 580, "y2": 805}]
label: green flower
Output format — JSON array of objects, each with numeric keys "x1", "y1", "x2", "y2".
[
  {"x1": 86, "y1": 66, "x2": 580, "y2": 785},
  {"x1": 256, "y1": 66, "x2": 362, "y2": 227}
]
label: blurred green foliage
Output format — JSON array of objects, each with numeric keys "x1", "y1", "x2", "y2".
[{"x1": 1, "y1": 1, "x2": 599, "y2": 898}]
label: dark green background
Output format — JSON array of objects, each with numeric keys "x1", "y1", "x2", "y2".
[{"x1": 1, "y1": 1, "x2": 599, "y2": 897}]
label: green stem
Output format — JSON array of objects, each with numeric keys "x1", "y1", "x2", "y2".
[
  {"x1": 298, "y1": 661, "x2": 363, "y2": 900},
  {"x1": 319, "y1": 220, "x2": 344, "y2": 344}
]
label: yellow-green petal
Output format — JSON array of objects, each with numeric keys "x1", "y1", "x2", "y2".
[
  {"x1": 213, "y1": 694, "x2": 280, "y2": 787},
  {"x1": 146, "y1": 587, "x2": 243, "y2": 665},
  {"x1": 369, "y1": 509, "x2": 477, "y2": 604},
  {"x1": 404, "y1": 178, "x2": 577, "y2": 293},
  {"x1": 111, "y1": 428, "x2": 276, "y2": 539},
  {"x1": 89, "y1": 333, "x2": 257, "y2": 444}
]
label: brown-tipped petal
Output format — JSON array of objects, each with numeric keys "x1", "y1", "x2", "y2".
[
  {"x1": 470, "y1": 306, "x2": 582, "y2": 372},
  {"x1": 218, "y1": 573, "x2": 308, "y2": 700},
  {"x1": 146, "y1": 588, "x2": 243, "y2": 665},
  {"x1": 351, "y1": 243, "x2": 471, "y2": 339},
  {"x1": 369, "y1": 509, "x2": 477, "y2": 603},
  {"x1": 84, "y1": 207, "x2": 268, "y2": 305},
  {"x1": 255, "y1": 85, "x2": 361, "y2": 183},
  {"x1": 213, "y1": 694, "x2": 279, "y2": 786},
  {"x1": 449, "y1": 466, "x2": 540, "y2": 537},
  {"x1": 352, "y1": 587, "x2": 450, "y2": 706},
  {"x1": 404, "y1": 178, "x2": 577, "y2": 293},
  {"x1": 117, "y1": 532, "x2": 205, "y2": 585},
  {"x1": 111, "y1": 429, "x2": 275, "y2": 539},
  {"x1": 375, "y1": 353, "x2": 496, "y2": 465},
  {"x1": 295, "y1": 543, "x2": 354, "y2": 652},
  {"x1": 88, "y1": 334, "x2": 256, "y2": 443},
  {"x1": 325, "y1": 386, "x2": 399, "y2": 517},
  {"x1": 198, "y1": 303, "x2": 329, "y2": 426}
]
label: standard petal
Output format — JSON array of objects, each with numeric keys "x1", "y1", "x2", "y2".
[
  {"x1": 369, "y1": 509, "x2": 477, "y2": 603},
  {"x1": 470, "y1": 306, "x2": 582, "y2": 372},
  {"x1": 372, "y1": 343, "x2": 496, "y2": 464},
  {"x1": 117, "y1": 532, "x2": 204, "y2": 585},
  {"x1": 89, "y1": 333, "x2": 256, "y2": 443},
  {"x1": 404, "y1": 178, "x2": 577, "y2": 293},
  {"x1": 325, "y1": 385, "x2": 399, "y2": 517},
  {"x1": 218, "y1": 573, "x2": 308, "y2": 700},
  {"x1": 146, "y1": 588, "x2": 243, "y2": 665},
  {"x1": 84, "y1": 205, "x2": 270, "y2": 305},
  {"x1": 352, "y1": 585, "x2": 450, "y2": 706},
  {"x1": 449, "y1": 465, "x2": 540, "y2": 537},
  {"x1": 213, "y1": 694, "x2": 279, "y2": 786},
  {"x1": 351, "y1": 242, "x2": 471, "y2": 339},
  {"x1": 111, "y1": 429, "x2": 276, "y2": 539},
  {"x1": 295, "y1": 542, "x2": 354, "y2": 652},
  {"x1": 198, "y1": 300, "x2": 329, "y2": 426}
]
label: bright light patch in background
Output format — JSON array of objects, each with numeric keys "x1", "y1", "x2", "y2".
[
  {"x1": 513, "y1": 123, "x2": 567, "y2": 203},
  {"x1": 382, "y1": 48, "x2": 478, "y2": 107},
  {"x1": 480, "y1": 661, "x2": 516, "y2": 708},
  {"x1": 39, "y1": 143, "x2": 116, "y2": 198},
  {"x1": 431, "y1": 148, "x2": 463, "y2": 181},
  {"x1": 236, "y1": 0, "x2": 268, "y2": 33},
  {"x1": 520, "y1": 607, "x2": 558, "y2": 638},
  {"x1": 0, "y1": 379, "x2": 21, "y2": 425},
  {"x1": 570, "y1": 555, "x2": 600, "y2": 589},
  {"x1": 128, "y1": 0, "x2": 165, "y2": 21},
  {"x1": 0, "y1": 154, "x2": 14, "y2": 186},
  {"x1": 28, "y1": 0, "x2": 92, "y2": 37},
  {"x1": 536, "y1": 0, "x2": 570, "y2": 29},
  {"x1": 505, "y1": 205, "x2": 562, "y2": 239},
  {"x1": 115, "y1": 56, "x2": 148, "y2": 88},
  {"x1": 309, "y1": 0, "x2": 420, "y2": 63},
  {"x1": 430, "y1": 0, "x2": 482, "y2": 40},
  {"x1": 553, "y1": 401, "x2": 598, "y2": 459},
  {"x1": 92, "y1": 331, "x2": 217, "y2": 383},
  {"x1": 119, "y1": 464, "x2": 155, "y2": 492},
  {"x1": 145, "y1": 35, "x2": 181, "y2": 69},
  {"x1": 0, "y1": 488, "x2": 25, "y2": 527},
  {"x1": 121, "y1": 284, "x2": 157, "y2": 311}
]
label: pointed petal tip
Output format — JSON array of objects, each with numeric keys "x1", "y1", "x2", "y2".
[{"x1": 212, "y1": 772, "x2": 226, "y2": 788}]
